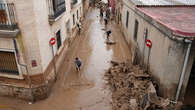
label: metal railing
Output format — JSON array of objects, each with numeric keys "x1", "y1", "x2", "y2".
[
  {"x1": 48, "y1": 0, "x2": 66, "y2": 19},
  {"x1": 0, "y1": 3, "x2": 17, "y2": 30},
  {"x1": 0, "y1": 51, "x2": 19, "y2": 75}
]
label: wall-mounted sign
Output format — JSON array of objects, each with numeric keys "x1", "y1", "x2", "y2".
[
  {"x1": 50, "y1": 37, "x2": 56, "y2": 46},
  {"x1": 31, "y1": 60, "x2": 37, "y2": 67},
  {"x1": 146, "y1": 39, "x2": 152, "y2": 48}
]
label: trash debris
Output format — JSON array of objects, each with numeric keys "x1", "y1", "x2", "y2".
[{"x1": 104, "y1": 61, "x2": 178, "y2": 110}]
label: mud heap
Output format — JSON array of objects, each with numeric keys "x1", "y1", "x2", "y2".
[
  {"x1": 105, "y1": 61, "x2": 176, "y2": 110},
  {"x1": 94, "y1": 0, "x2": 108, "y2": 9}
]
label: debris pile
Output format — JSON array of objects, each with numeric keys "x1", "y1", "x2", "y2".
[{"x1": 104, "y1": 61, "x2": 175, "y2": 110}]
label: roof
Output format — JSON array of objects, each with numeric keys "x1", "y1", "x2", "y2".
[
  {"x1": 136, "y1": 6, "x2": 195, "y2": 37},
  {"x1": 130, "y1": 0, "x2": 195, "y2": 5}
]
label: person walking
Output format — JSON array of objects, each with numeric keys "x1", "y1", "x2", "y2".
[
  {"x1": 77, "y1": 22, "x2": 81, "y2": 34},
  {"x1": 100, "y1": 8, "x2": 104, "y2": 18},
  {"x1": 104, "y1": 17, "x2": 108, "y2": 26},
  {"x1": 75, "y1": 57, "x2": 82, "y2": 72},
  {"x1": 106, "y1": 8, "x2": 110, "y2": 20},
  {"x1": 106, "y1": 30, "x2": 112, "y2": 41}
]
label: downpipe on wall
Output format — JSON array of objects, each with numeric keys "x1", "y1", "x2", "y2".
[
  {"x1": 175, "y1": 39, "x2": 192, "y2": 102},
  {"x1": 13, "y1": 39, "x2": 34, "y2": 103}
]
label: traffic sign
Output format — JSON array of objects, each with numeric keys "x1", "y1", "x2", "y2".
[
  {"x1": 146, "y1": 39, "x2": 152, "y2": 48},
  {"x1": 50, "y1": 37, "x2": 56, "y2": 46}
]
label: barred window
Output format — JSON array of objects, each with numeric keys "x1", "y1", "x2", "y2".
[{"x1": 0, "y1": 51, "x2": 19, "y2": 75}]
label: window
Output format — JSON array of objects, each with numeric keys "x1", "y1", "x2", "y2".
[
  {"x1": 52, "y1": 0, "x2": 66, "y2": 13},
  {"x1": 71, "y1": 0, "x2": 78, "y2": 5},
  {"x1": 77, "y1": 10, "x2": 79, "y2": 19},
  {"x1": 0, "y1": 0, "x2": 5, "y2": 3},
  {"x1": 56, "y1": 30, "x2": 62, "y2": 49},
  {"x1": 134, "y1": 20, "x2": 139, "y2": 41},
  {"x1": 126, "y1": 11, "x2": 129, "y2": 28},
  {"x1": 73, "y1": 14, "x2": 75, "y2": 25},
  {"x1": 0, "y1": 7, "x2": 7, "y2": 24},
  {"x1": 0, "y1": 51, "x2": 19, "y2": 75}
]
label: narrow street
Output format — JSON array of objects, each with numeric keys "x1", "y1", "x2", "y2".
[{"x1": 0, "y1": 8, "x2": 131, "y2": 110}]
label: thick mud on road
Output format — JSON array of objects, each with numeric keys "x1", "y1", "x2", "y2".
[{"x1": 0, "y1": 8, "x2": 131, "y2": 110}]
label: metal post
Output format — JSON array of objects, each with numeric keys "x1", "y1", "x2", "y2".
[
  {"x1": 147, "y1": 48, "x2": 151, "y2": 71},
  {"x1": 142, "y1": 39, "x2": 146, "y2": 67},
  {"x1": 24, "y1": 65, "x2": 34, "y2": 103},
  {"x1": 12, "y1": 38, "x2": 34, "y2": 102},
  {"x1": 18, "y1": 63, "x2": 34, "y2": 103},
  {"x1": 142, "y1": 44, "x2": 146, "y2": 67},
  {"x1": 142, "y1": 29, "x2": 147, "y2": 67},
  {"x1": 51, "y1": 46, "x2": 57, "y2": 81}
]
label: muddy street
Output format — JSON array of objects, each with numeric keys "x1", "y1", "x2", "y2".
[{"x1": 0, "y1": 8, "x2": 131, "y2": 110}]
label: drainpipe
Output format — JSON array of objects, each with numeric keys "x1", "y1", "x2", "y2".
[
  {"x1": 13, "y1": 39, "x2": 34, "y2": 103},
  {"x1": 175, "y1": 39, "x2": 192, "y2": 102}
]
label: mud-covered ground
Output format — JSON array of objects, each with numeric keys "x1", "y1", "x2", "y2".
[{"x1": 0, "y1": 8, "x2": 131, "y2": 110}]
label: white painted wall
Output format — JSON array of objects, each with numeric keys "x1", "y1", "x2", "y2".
[
  {"x1": 0, "y1": 0, "x2": 84, "y2": 77},
  {"x1": 71, "y1": 0, "x2": 83, "y2": 29},
  {"x1": 13, "y1": 0, "x2": 43, "y2": 75},
  {"x1": 33, "y1": 0, "x2": 72, "y2": 72}
]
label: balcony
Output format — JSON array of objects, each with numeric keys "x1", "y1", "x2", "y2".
[
  {"x1": 48, "y1": 0, "x2": 66, "y2": 24},
  {"x1": 0, "y1": 3, "x2": 19, "y2": 38},
  {"x1": 71, "y1": 0, "x2": 78, "y2": 9}
]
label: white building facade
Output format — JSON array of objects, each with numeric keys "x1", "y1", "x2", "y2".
[{"x1": 0, "y1": 0, "x2": 87, "y2": 100}]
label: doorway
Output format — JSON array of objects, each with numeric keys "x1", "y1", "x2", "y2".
[
  {"x1": 184, "y1": 60, "x2": 195, "y2": 106},
  {"x1": 56, "y1": 30, "x2": 62, "y2": 49}
]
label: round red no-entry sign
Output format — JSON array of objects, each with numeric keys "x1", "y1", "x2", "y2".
[
  {"x1": 146, "y1": 39, "x2": 152, "y2": 48},
  {"x1": 50, "y1": 37, "x2": 56, "y2": 46}
]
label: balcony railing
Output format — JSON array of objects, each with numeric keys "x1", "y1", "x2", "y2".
[
  {"x1": 71, "y1": 0, "x2": 78, "y2": 9},
  {"x1": 0, "y1": 3, "x2": 18, "y2": 30},
  {"x1": 48, "y1": 0, "x2": 66, "y2": 21}
]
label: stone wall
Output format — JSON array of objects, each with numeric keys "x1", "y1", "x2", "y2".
[{"x1": 0, "y1": 76, "x2": 55, "y2": 101}]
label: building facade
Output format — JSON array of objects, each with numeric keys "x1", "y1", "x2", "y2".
[
  {"x1": 0, "y1": 0, "x2": 87, "y2": 101},
  {"x1": 71, "y1": 0, "x2": 84, "y2": 37},
  {"x1": 117, "y1": 0, "x2": 195, "y2": 105}
]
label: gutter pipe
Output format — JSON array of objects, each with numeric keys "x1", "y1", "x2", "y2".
[
  {"x1": 175, "y1": 39, "x2": 192, "y2": 102},
  {"x1": 13, "y1": 39, "x2": 34, "y2": 103}
]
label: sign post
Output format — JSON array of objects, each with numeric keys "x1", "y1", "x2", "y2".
[
  {"x1": 146, "y1": 39, "x2": 152, "y2": 71},
  {"x1": 50, "y1": 37, "x2": 57, "y2": 81},
  {"x1": 142, "y1": 30, "x2": 147, "y2": 67}
]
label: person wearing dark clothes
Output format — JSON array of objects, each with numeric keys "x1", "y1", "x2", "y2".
[
  {"x1": 106, "y1": 30, "x2": 112, "y2": 40},
  {"x1": 77, "y1": 22, "x2": 81, "y2": 34},
  {"x1": 104, "y1": 18, "x2": 108, "y2": 26},
  {"x1": 106, "y1": 8, "x2": 110, "y2": 19},
  {"x1": 75, "y1": 57, "x2": 82, "y2": 71},
  {"x1": 100, "y1": 8, "x2": 104, "y2": 18}
]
